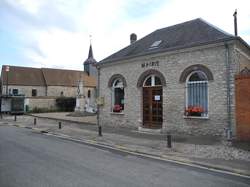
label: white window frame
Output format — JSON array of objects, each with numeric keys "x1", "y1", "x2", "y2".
[
  {"x1": 185, "y1": 70, "x2": 209, "y2": 118},
  {"x1": 143, "y1": 75, "x2": 162, "y2": 87}
]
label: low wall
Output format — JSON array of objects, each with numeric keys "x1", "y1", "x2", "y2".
[{"x1": 25, "y1": 97, "x2": 57, "y2": 111}]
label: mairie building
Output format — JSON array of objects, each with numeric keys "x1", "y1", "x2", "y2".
[{"x1": 97, "y1": 18, "x2": 250, "y2": 137}]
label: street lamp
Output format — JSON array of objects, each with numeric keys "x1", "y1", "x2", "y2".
[{"x1": 5, "y1": 66, "x2": 9, "y2": 95}]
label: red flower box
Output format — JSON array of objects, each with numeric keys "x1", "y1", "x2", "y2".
[
  {"x1": 113, "y1": 104, "x2": 122, "y2": 113},
  {"x1": 185, "y1": 106, "x2": 204, "y2": 116}
]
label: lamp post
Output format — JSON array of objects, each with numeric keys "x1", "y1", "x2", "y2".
[{"x1": 5, "y1": 66, "x2": 9, "y2": 95}]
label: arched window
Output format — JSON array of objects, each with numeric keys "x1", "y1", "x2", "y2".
[
  {"x1": 143, "y1": 75, "x2": 162, "y2": 87},
  {"x1": 185, "y1": 71, "x2": 208, "y2": 117},
  {"x1": 112, "y1": 78, "x2": 124, "y2": 113}
]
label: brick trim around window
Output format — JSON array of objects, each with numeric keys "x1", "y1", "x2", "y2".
[{"x1": 179, "y1": 64, "x2": 214, "y2": 83}]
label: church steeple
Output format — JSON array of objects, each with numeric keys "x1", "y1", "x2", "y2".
[
  {"x1": 88, "y1": 44, "x2": 94, "y2": 59},
  {"x1": 84, "y1": 42, "x2": 97, "y2": 76}
]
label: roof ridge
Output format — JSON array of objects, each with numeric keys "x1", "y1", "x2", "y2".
[
  {"x1": 41, "y1": 67, "x2": 83, "y2": 72},
  {"x1": 155, "y1": 18, "x2": 200, "y2": 32},
  {"x1": 2, "y1": 65, "x2": 41, "y2": 70},
  {"x1": 198, "y1": 18, "x2": 234, "y2": 37}
]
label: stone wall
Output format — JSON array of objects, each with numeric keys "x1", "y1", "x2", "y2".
[
  {"x1": 2, "y1": 85, "x2": 46, "y2": 97},
  {"x1": 47, "y1": 86, "x2": 77, "y2": 97},
  {"x1": 25, "y1": 97, "x2": 57, "y2": 110},
  {"x1": 99, "y1": 42, "x2": 246, "y2": 137}
]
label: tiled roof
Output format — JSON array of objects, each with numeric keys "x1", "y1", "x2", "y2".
[
  {"x1": 1, "y1": 65, "x2": 96, "y2": 87},
  {"x1": 1, "y1": 65, "x2": 46, "y2": 86},
  {"x1": 100, "y1": 18, "x2": 235, "y2": 63}
]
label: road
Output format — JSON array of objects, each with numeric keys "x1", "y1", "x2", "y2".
[{"x1": 0, "y1": 125, "x2": 249, "y2": 187}]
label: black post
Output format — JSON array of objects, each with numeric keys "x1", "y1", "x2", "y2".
[
  {"x1": 34, "y1": 118, "x2": 36, "y2": 125},
  {"x1": 98, "y1": 126, "x2": 102, "y2": 136},
  {"x1": 167, "y1": 134, "x2": 172, "y2": 148},
  {"x1": 14, "y1": 115, "x2": 17, "y2": 121},
  {"x1": 58, "y1": 122, "x2": 62, "y2": 129}
]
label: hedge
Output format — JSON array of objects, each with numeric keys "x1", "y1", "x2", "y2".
[{"x1": 56, "y1": 97, "x2": 76, "y2": 112}]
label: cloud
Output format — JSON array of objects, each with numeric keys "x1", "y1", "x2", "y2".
[{"x1": 0, "y1": 0, "x2": 249, "y2": 70}]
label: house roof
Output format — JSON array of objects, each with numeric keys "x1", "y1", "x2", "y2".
[
  {"x1": 41, "y1": 68, "x2": 96, "y2": 87},
  {"x1": 1, "y1": 65, "x2": 46, "y2": 86},
  {"x1": 100, "y1": 18, "x2": 236, "y2": 64},
  {"x1": 1, "y1": 65, "x2": 96, "y2": 87}
]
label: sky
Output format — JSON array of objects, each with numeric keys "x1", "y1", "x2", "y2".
[{"x1": 0, "y1": 0, "x2": 250, "y2": 70}]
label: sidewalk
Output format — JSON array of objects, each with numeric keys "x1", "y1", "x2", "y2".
[{"x1": 1, "y1": 113, "x2": 250, "y2": 177}]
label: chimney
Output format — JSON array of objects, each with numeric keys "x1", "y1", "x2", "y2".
[
  {"x1": 130, "y1": 33, "x2": 137, "y2": 44},
  {"x1": 233, "y1": 9, "x2": 238, "y2": 36}
]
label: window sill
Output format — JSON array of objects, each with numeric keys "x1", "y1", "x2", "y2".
[
  {"x1": 110, "y1": 112, "x2": 125, "y2": 115},
  {"x1": 183, "y1": 116, "x2": 209, "y2": 119}
]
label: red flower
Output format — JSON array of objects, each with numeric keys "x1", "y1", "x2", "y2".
[
  {"x1": 185, "y1": 106, "x2": 204, "y2": 115},
  {"x1": 113, "y1": 104, "x2": 122, "y2": 112}
]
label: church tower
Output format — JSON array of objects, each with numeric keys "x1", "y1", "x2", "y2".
[{"x1": 83, "y1": 44, "x2": 97, "y2": 77}]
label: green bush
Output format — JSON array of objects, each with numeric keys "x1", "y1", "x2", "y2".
[
  {"x1": 28, "y1": 107, "x2": 58, "y2": 113},
  {"x1": 56, "y1": 97, "x2": 76, "y2": 112}
]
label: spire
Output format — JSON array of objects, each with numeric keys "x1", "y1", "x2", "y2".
[
  {"x1": 88, "y1": 44, "x2": 94, "y2": 59},
  {"x1": 84, "y1": 44, "x2": 97, "y2": 65},
  {"x1": 84, "y1": 38, "x2": 97, "y2": 76}
]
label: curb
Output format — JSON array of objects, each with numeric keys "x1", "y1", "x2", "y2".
[{"x1": 5, "y1": 122, "x2": 250, "y2": 179}]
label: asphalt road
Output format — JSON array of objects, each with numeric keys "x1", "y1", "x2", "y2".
[{"x1": 0, "y1": 125, "x2": 249, "y2": 187}]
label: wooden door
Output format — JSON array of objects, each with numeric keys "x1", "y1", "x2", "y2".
[{"x1": 143, "y1": 87, "x2": 163, "y2": 129}]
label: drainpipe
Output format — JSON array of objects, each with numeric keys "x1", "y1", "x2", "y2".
[{"x1": 225, "y1": 43, "x2": 232, "y2": 140}]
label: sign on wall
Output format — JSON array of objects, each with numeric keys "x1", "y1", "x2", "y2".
[
  {"x1": 96, "y1": 97, "x2": 105, "y2": 106},
  {"x1": 141, "y1": 61, "x2": 159, "y2": 68},
  {"x1": 154, "y1": 95, "x2": 160, "y2": 101}
]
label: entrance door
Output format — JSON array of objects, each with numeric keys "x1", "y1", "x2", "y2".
[{"x1": 143, "y1": 86, "x2": 163, "y2": 129}]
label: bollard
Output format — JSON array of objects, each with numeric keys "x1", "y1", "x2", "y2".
[
  {"x1": 0, "y1": 113, "x2": 2, "y2": 119},
  {"x1": 167, "y1": 134, "x2": 172, "y2": 148},
  {"x1": 58, "y1": 122, "x2": 62, "y2": 129},
  {"x1": 98, "y1": 126, "x2": 102, "y2": 136},
  {"x1": 14, "y1": 115, "x2": 17, "y2": 121},
  {"x1": 34, "y1": 118, "x2": 37, "y2": 125}
]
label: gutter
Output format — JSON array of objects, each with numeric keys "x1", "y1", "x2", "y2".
[{"x1": 225, "y1": 43, "x2": 232, "y2": 140}]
